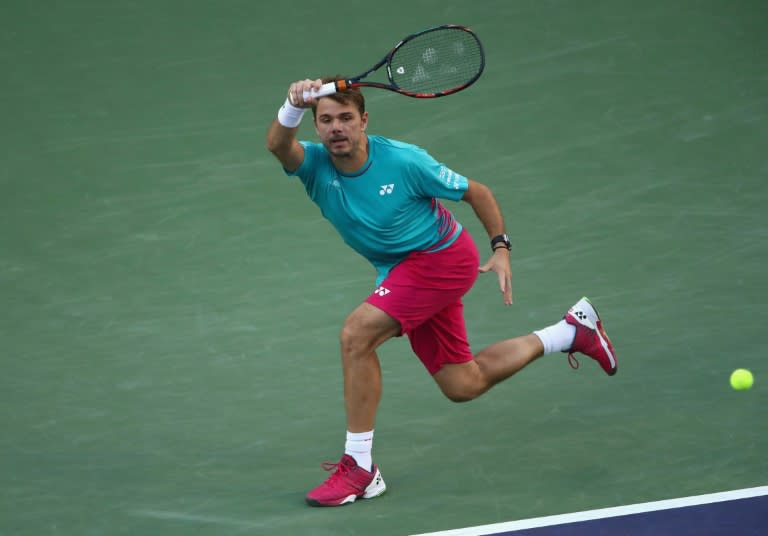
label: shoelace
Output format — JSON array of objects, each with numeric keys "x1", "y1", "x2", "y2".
[
  {"x1": 319, "y1": 460, "x2": 353, "y2": 487},
  {"x1": 567, "y1": 352, "x2": 580, "y2": 370}
]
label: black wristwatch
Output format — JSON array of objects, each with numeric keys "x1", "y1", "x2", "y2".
[{"x1": 490, "y1": 233, "x2": 511, "y2": 251}]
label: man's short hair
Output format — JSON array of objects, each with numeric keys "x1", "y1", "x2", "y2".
[{"x1": 311, "y1": 76, "x2": 365, "y2": 118}]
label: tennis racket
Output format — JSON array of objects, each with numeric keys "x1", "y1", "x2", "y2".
[{"x1": 303, "y1": 24, "x2": 485, "y2": 100}]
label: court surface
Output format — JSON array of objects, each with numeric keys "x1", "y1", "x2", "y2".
[{"x1": 2, "y1": 1, "x2": 766, "y2": 535}]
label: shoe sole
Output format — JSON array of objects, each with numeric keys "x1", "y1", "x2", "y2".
[{"x1": 585, "y1": 297, "x2": 617, "y2": 375}]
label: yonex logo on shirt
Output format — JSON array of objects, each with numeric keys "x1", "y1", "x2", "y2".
[
  {"x1": 374, "y1": 286, "x2": 390, "y2": 296},
  {"x1": 379, "y1": 184, "x2": 395, "y2": 195},
  {"x1": 439, "y1": 166, "x2": 462, "y2": 190}
]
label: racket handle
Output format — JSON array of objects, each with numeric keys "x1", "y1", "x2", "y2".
[{"x1": 303, "y1": 81, "x2": 340, "y2": 101}]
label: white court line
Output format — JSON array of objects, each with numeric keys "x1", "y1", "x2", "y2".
[
  {"x1": 132, "y1": 510, "x2": 261, "y2": 529},
  {"x1": 411, "y1": 486, "x2": 768, "y2": 536}
]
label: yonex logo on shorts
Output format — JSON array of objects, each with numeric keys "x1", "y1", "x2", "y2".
[
  {"x1": 379, "y1": 184, "x2": 395, "y2": 195},
  {"x1": 374, "y1": 286, "x2": 390, "y2": 296}
]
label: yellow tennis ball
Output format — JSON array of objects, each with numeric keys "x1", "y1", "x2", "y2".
[{"x1": 730, "y1": 369, "x2": 754, "y2": 391}]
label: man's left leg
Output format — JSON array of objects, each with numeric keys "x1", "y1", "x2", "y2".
[
  {"x1": 432, "y1": 296, "x2": 618, "y2": 401},
  {"x1": 433, "y1": 333, "x2": 545, "y2": 402}
]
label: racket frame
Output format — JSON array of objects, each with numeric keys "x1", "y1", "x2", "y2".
[{"x1": 309, "y1": 24, "x2": 485, "y2": 99}]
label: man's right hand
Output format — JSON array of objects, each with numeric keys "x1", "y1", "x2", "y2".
[{"x1": 288, "y1": 78, "x2": 324, "y2": 107}]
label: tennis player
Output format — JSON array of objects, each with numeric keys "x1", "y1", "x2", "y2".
[{"x1": 266, "y1": 77, "x2": 617, "y2": 507}]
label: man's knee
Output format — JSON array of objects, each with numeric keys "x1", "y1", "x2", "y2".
[
  {"x1": 340, "y1": 304, "x2": 399, "y2": 357},
  {"x1": 434, "y1": 362, "x2": 486, "y2": 403},
  {"x1": 340, "y1": 316, "x2": 370, "y2": 355},
  {"x1": 439, "y1": 383, "x2": 482, "y2": 403}
]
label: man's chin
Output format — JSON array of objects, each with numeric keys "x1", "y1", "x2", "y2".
[{"x1": 327, "y1": 145, "x2": 352, "y2": 157}]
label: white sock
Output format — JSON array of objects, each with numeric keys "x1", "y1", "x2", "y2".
[
  {"x1": 345, "y1": 430, "x2": 374, "y2": 472},
  {"x1": 534, "y1": 320, "x2": 576, "y2": 355}
]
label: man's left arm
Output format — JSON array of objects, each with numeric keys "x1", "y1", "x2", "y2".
[{"x1": 462, "y1": 179, "x2": 513, "y2": 305}]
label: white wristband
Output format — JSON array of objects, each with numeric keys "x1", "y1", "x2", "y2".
[{"x1": 277, "y1": 98, "x2": 306, "y2": 128}]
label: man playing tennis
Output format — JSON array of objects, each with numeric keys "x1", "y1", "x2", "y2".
[{"x1": 266, "y1": 77, "x2": 617, "y2": 507}]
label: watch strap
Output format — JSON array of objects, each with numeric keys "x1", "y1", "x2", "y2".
[{"x1": 490, "y1": 234, "x2": 511, "y2": 251}]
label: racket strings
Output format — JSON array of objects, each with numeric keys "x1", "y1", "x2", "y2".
[{"x1": 389, "y1": 29, "x2": 483, "y2": 94}]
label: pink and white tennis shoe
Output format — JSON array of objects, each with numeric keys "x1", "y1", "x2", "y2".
[
  {"x1": 564, "y1": 297, "x2": 617, "y2": 375},
  {"x1": 305, "y1": 454, "x2": 386, "y2": 507}
]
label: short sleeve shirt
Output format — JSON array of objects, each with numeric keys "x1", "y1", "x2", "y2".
[{"x1": 286, "y1": 135, "x2": 469, "y2": 283}]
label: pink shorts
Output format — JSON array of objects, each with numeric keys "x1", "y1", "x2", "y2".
[{"x1": 366, "y1": 230, "x2": 480, "y2": 375}]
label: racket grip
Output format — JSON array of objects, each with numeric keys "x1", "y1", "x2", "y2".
[{"x1": 303, "y1": 81, "x2": 339, "y2": 101}]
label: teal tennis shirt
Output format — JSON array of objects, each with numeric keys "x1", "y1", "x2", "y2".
[{"x1": 287, "y1": 135, "x2": 469, "y2": 284}]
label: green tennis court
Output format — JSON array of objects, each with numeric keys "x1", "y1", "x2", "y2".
[{"x1": 2, "y1": 1, "x2": 766, "y2": 534}]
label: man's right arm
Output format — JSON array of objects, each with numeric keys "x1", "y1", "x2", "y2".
[
  {"x1": 266, "y1": 119, "x2": 304, "y2": 173},
  {"x1": 265, "y1": 79, "x2": 323, "y2": 173}
]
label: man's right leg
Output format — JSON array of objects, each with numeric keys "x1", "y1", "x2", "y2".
[
  {"x1": 305, "y1": 302, "x2": 398, "y2": 507},
  {"x1": 339, "y1": 302, "x2": 400, "y2": 433}
]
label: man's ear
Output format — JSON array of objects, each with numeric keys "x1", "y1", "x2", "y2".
[{"x1": 361, "y1": 111, "x2": 369, "y2": 131}]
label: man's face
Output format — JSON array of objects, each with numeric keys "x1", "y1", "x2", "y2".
[{"x1": 314, "y1": 98, "x2": 368, "y2": 159}]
